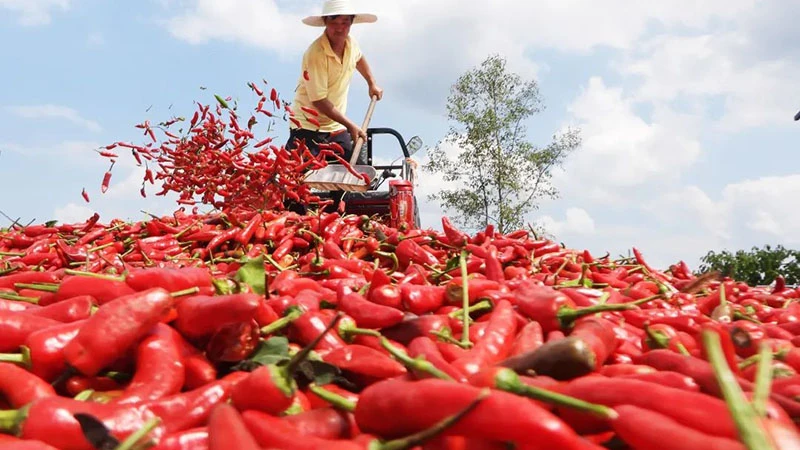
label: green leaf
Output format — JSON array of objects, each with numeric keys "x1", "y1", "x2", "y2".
[
  {"x1": 232, "y1": 336, "x2": 290, "y2": 371},
  {"x1": 295, "y1": 360, "x2": 356, "y2": 390},
  {"x1": 212, "y1": 278, "x2": 236, "y2": 295},
  {"x1": 234, "y1": 256, "x2": 266, "y2": 295}
]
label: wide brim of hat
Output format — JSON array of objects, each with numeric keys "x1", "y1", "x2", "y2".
[{"x1": 302, "y1": 12, "x2": 377, "y2": 27}]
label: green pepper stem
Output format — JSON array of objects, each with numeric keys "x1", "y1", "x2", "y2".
[
  {"x1": 308, "y1": 384, "x2": 356, "y2": 412},
  {"x1": 558, "y1": 303, "x2": 634, "y2": 323},
  {"x1": 752, "y1": 343, "x2": 773, "y2": 418},
  {"x1": 494, "y1": 368, "x2": 617, "y2": 419},
  {"x1": 0, "y1": 346, "x2": 29, "y2": 368},
  {"x1": 341, "y1": 326, "x2": 453, "y2": 381},
  {"x1": 0, "y1": 292, "x2": 40, "y2": 304},
  {"x1": 0, "y1": 409, "x2": 19, "y2": 432},
  {"x1": 284, "y1": 312, "x2": 342, "y2": 376},
  {"x1": 702, "y1": 330, "x2": 773, "y2": 450},
  {"x1": 74, "y1": 389, "x2": 95, "y2": 401},
  {"x1": 169, "y1": 287, "x2": 199, "y2": 298},
  {"x1": 372, "y1": 389, "x2": 489, "y2": 450},
  {"x1": 12, "y1": 282, "x2": 58, "y2": 293},
  {"x1": 113, "y1": 416, "x2": 161, "y2": 450},
  {"x1": 63, "y1": 269, "x2": 125, "y2": 281},
  {"x1": 459, "y1": 250, "x2": 471, "y2": 349},
  {"x1": 373, "y1": 251, "x2": 399, "y2": 271},
  {"x1": 260, "y1": 308, "x2": 304, "y2": 335},
  {"x1": 448, "y1": 300, "x2": 493, "y2": 319}
]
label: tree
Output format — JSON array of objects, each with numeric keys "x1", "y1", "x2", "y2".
[
  {"x1": 425, "y1": 54, "x2": 580, "y2": 234},
  {"x1": 698, "y1": 245, "x2": 800, "y2": 286}
]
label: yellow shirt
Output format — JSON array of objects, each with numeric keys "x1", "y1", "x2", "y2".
[{"x1": 291, "y1": 33, "x2": 363, "y2": 133}]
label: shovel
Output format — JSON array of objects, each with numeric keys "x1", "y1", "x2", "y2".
[{"x1": 303, "y1": 96, "x2": 378, "y2": 192}]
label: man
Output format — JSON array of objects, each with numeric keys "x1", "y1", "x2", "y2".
[{"x1": 286, "y1": 0, "x2": 383, "y2": 165}]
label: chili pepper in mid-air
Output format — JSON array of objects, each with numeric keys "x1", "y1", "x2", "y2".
[{"x1": 63, "y1": 288, "x2": 175, "y2": 376}]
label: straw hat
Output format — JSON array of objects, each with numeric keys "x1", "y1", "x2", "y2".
[{"x1": 302, "y1": 0, "x2": 378, "y2": 27}]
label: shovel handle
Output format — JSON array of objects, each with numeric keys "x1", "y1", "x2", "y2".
[{"x1": 349, "y1": 95, "x2": 378, "y2": 166}]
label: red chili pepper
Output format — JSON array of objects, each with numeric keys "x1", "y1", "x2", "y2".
[
  {"x1": 407, "y1": 337, "x2": 468, "y2": 382},
  {"x1": 514, "y1": 281, "x2": 631, "y2": 334},
  {"x1": 611, "y1": 405, "x2": 745, "y2": 450},
  {"x1": 21, "y1": 295, "x2": 94, "y2": 323},
  {"x1": 444, "y1": 278, "x2": 504, "y2": 306},
  {"x1": 509, "y1": 320, "x2": 544, "y2": 357},
  {"x1": 208, "y1": 403, "x2": 261, "y2": 450},
  {"x1": 100, "y1": 171, "x2": 112, "y2": 193},
  {"x1": 205, "y1": 320, "x2": 260, "y2": 363},
  {"x1": 556, "y1": 376, "x2": 739, "y2": 438},
  {"x1": 322, "y1": 344, "x2": 407, "y2": 380},
  {"x1": 0, "y1": 272, "x2": 60, "y2": 290},
  {"x1": 150, "y1": 427, "x2": 208, "y2": 450},
  {"x1": 112, "y1": 324, "x2": 185, "y2": 405},
  {"x1": 354, "y1": 378, "x2": 588, "y2": 447},
  {"x1": 0, "y1": 311, "x2": 61, "y2": 353},
  {"x1": 303, "y1": 70, "x2": 310, "y2": 81},
  {"x1": 41, "y1": 274, "x2": 136, "y2": 306},
  {"x1": 281, "y1": 407, "x2": 353, "y2": 440},
  {"x1": 0, "y1": 320, "x2": 83, "y2": 382},
  {"x1": 232, "y1": 314, "x2": 342, "y2": 415},
  {"x1": 616, "y1": 371, "x2": 701, "y2": 392},
  {"x1": 175, "y1": 293, "x2": 259, "y2": 339},
  {"x1": 125, "y1": 267, "x2": 213, "y2": 295},
  {"x1": 451, "y1": 300, "x2": 517, "y2": 376},
  {"x1": 63, "y1": 288, "x2": 175, "y2": 376},
  {"x1": 289, "y1": 311, "x2": 347, "y2": 353},
  {"x1": 395, "y1": 239, "x2": 439, "y2": 269},
  {"x1": 338, "y1": 291, "x2": 404, "y2": 329},
  {"x1": 80, "y1": 188, "x2": 90, "y2": 203},
  {"x1": 400, "y1": 284, "x2": 446, "y2": 315},
  {"x1": 0, "y1": 362, "x2": 56, "y2": 408}
]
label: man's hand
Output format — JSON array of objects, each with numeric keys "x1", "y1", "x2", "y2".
[
  {"x1": 369, "y1": 83, "x2": 384, "y2": 101},
  {"x1": 348, "y1": 123, "x2": 367, "y2": 145}
]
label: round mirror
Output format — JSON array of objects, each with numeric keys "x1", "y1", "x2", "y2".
[{"x1": 406, "y1": 136, "x2": 423, "y2": 155}]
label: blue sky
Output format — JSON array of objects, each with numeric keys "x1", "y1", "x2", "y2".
[{"x1": 1, "y1": 0, "x2": 799, "y2": 271}]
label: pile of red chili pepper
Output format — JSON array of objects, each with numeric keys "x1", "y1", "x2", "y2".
[
  {"x1": 1, "y1": 209, "x2": 799, "y2": 450},
  {"x1": 88, "y1": 82, "x2": 358, "y2": 213}
]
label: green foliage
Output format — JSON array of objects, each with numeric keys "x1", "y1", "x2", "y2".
[
  {"x1": 698, "y1": 245, "x2": 800, "y2": 286},
  {"x1": 425, "y1": 54, "x2": 580, "y2": 234}
]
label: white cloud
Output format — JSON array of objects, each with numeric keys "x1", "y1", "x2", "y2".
[
  {"x1": 619, "y1": 33, "x2": 800, "y2": 129},
  {"x1": 0, "y1": 0, "x2": 69, "y2": 26},
  {"x1": 53, "y1": 203, "x2": 95, "y2": 224},
  {"x1": 535, "y1": 208, "x2": 596, "y2": 238},
  {"x1": 7, "y1": 105, "x2": 102, "y2": 132},
  {"x1": 563, "y1": 77, "x2": 702, "y2": 189},
  {"x1": 721, "y1": 175, "x2": 800, "y2": 243}
]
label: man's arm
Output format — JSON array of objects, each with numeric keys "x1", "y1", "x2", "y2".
[
  {"x1": 356, "y1": 56, "x2": 383, "y2": 100},
  {"x1": 312, "y1": 98, "x2": 366, "y2": 142}
]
